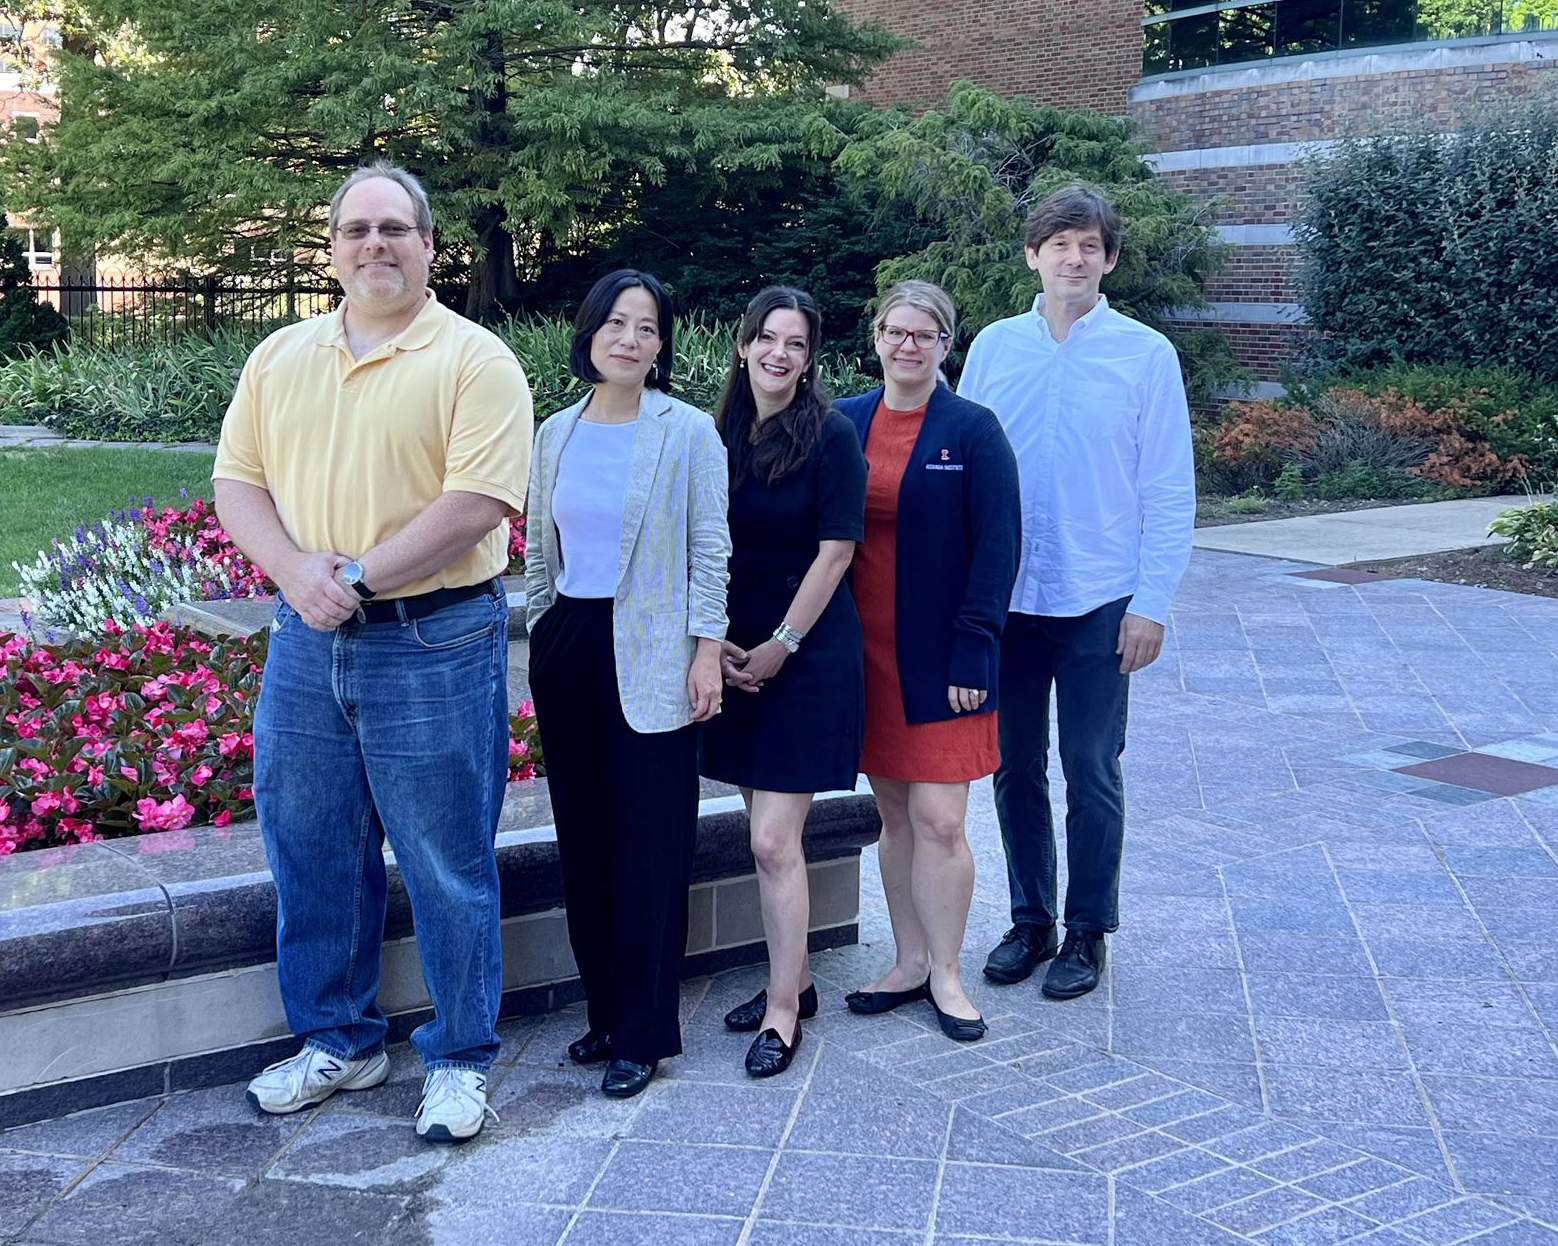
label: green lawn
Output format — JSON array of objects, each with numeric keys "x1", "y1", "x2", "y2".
[{"x1": 0, "y1": 446, "x2": 218, "y2": 596}]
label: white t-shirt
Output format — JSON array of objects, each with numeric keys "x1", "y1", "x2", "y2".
[{"x1": 553, "y1": 418, "x2": 637, "y2": 598}]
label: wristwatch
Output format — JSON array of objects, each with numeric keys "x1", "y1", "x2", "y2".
[{"x1": 340, "y1": 560, "x2": 376, "y2": 600}]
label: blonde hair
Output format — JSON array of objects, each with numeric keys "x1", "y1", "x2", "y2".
[{"x1": 872, "y1": 279, "x2": 957, "y2": 345}]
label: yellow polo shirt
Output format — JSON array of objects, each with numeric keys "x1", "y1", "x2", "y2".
[{"x1": 213, "y1": 292, "x2": 533, "y2": 599}]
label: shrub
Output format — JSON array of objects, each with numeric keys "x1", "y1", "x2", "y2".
[
  {"x1": 0, "y1": 622, "x2": 544, "y2": 855},
  {"x1": 1295, "y1": 89, "x2": 1558, "y2": 384},
  {"x1": 0, "y1": 217, "x2": 69, "y2": 360},
  {"x1": 0, "y1": 316, "x2": 876, "y2": 443},
  {"x1": 1489, "y1": 500, "x2": 1558, "y2": 574}
]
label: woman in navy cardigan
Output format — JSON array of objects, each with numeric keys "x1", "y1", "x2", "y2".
[{"x1": 835, "y1": 280, "x2": 1020, "y2": 1042}]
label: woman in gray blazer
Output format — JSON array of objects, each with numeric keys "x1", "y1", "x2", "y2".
[{"x1": 525, "y1": 269, "x2": 731, "y2": 1099}]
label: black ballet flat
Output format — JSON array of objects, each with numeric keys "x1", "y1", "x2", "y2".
[
  {"x1": 927, "y1": 989, "x2": 987, "y2": 1042},
  {"x1": 567, "y1": 1029, "x2": 612, "y2": 1065},
  {"x1": 724, "y1": 983, "x2": 819, "y2": 1032},
  {"x1": 845, "y1": 978, "x2": 929, "y2": 1016},
  {"x1": 744, "y1": 1021, "x2": 803, "y2": 1078},
  {"x1": 601, "y1": 1058, "x2": 657, "y2": 1098}
]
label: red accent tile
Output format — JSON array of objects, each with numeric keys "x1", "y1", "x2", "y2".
[
  {"x1": 1290, "y1": 569, "x2": 1397, "y2": 584},
  {"x1": 1393, "y1": 753, "x2": 1558, "y2": 796}
]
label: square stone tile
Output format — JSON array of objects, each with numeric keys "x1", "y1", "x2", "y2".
[
  {"x1": 1206, "y1": 1183, "x2": 1328, "y2": 1235},
  {"x1": 561, "y1": 1210, "x2": 744, "y2": 1245},
  {"x1": 1109, "y1": 967, "x2": 1248, "y2": 1015},
  {"x1": 195, "y1": 1178, "x2": 411, "y2": 1246},
  {"x1": 0, "y1": 1101, "x2": 159, "y2": 1161},
  {"x1": 1422, "y1": 1074, "x2": 1558, "y2": 1136},
  {"x1": 1041, "y1": 1112, "x2": 1146, "y2": 1154},
  {"x1": 1439, "y1": 847, "x2": 1558, "y2": 879},
  {"x1": 1159, "y1": 1103, "x2": 1266, "y2": 1145},
  {"x1": 265, "y1": 1111, "x2": 451, "y2": 1192},
  {"x1": 1001, "y1": 1094, "x2": 1108, "y2": 1137},
  {"x1": 1245, "y1": 972, "x2": 1389, "y2": 1022},
  {"x1": 628, "y1": 1081, "x2": 798, "y2": 1150},
  {"x1": 1253, "y1": 1016, "x2": 1406, "y2": 1070},
  {"x1": 1159, "y1": 1165, "x2": 1280, "y2": 1214},
  {"x1": 489, "y1": 1064, "x2": 647, "y2": 1138},
  {"x1": 108, "y1": 1086, "x2": 307, "y2": 1177},
  {"x1": 0, "y1": 1152, "x2": 86, "y2": 1236},
  {"x1": 1249, "y1": 1138, "x2": 1368, "y2": 1182},
  {"x1": 1368, "y1": 936, "x2": 1511, "y2": 981},
  {"x1": 1201, "y1": 1121, "x2": 1317, "y2": 1164},
  {"x1": 758, "y1": 1151, "x2": 936, "y2": 1231},
  {"x1": 1400, "y1": 1021, "x2": 1558, "y2": 1078},
  {"x1": 1440, "y1": 1131, "x2": 1558, "y2": 1199},
  {"x1": 1113, "y1": 1012, "x2": 1257, "y2": 1064},
  {"x1": 943, "y1": 1106, "x2": 1085, "y2": 1171},
  {"x1": 1070, "y1": 1127, "x2": 1185, "y2": 1174},
  {"x1": 416, "y1": 1198, "x2": 570, "y2": 1244},
  {"x1": 1394, "y1": 1197, "x2": 1520, "y2": 1242},
  {"x1": 1394, "y1": 754, "x2": 1558, "y2": 796},
  {"x1": 436, "y1": 1131, "x2": 614, "y2": 1209},
  {"x1": 747, "y1": 1224, "x2": 919, "y2": 1246},
  {"x1": 1120, "y1": 1144, "x2": 1230, "y2": 1193},
  {"x1": 1253, "y1": 1203, "x2": 1377, "y2": 1244},
  {"x1": 1237, "y1": 933, "x2": 1375, "y2": 976},
  {"x1": 1119, "y1": 1089, "x2": 1230, "y2": 1129},
  {"x1": 1343, "y1": 1174, "x2": 1459, "y2": 1223},
  {"x1": 1112, "y1": 1183, "x2": 1254, "y2": 1246},
  {"x1": 25, "y1": 1162, "x2": 246, "y2": 1246},
  {"x1": 589, "y1": 1141, "x2": 771, "y2": 1218},
  {"x1": 1263, "y1": 1063, "x2": 1431, "y2": 1128},
  {"x1": 784, "y1": 1086, "x2": 950, "y2": 1159},
  {"x1": 1382, "y1": 979, "x2": 1537, "y2": 1028},
  {"x1": 934, "y1": 1161, "x2": 1109, "y2": 1242},
  {"x1": 1296, "y1": 1155, "x2": 1416, "y2": 1202}
]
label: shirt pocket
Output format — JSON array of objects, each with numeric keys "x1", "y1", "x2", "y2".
[{"x1": 1069, "y1": 376, "x2": 1138, "y2": 440}]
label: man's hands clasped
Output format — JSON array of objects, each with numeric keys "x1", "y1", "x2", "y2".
[{"x1": 277, "y1": 552, "x2": 360, "y2": 631}]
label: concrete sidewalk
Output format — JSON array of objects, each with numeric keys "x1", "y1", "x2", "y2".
[{"x1": 1194, "y1": 494, "x2": 1547, "y2": 565}]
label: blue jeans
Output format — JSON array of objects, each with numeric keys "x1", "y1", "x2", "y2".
[
  {"x1": 254, "y1": 586, "x2": 508, "y2": 1071},
  {"x1": 992, "y1": 599, "x2": 1130, "y2": 934}
]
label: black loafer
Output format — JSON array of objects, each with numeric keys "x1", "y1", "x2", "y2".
[
  {"x1": 724, "y1": 983, "x2": 819, "y2": 1033},
  {"x1": 567, "y1": 1029, "x2": 612, "y2": 1065},
  {"x1": 744, "y1": 1022, "x2": 802, "y2": 1078},
  {"x1": 601, "y1": 1058, "x2": 657, "y2": 1098},
  {"x1": 927, "y1": 988, "x2": 987, "y2": 1042},
  {"x1": 845, "y1": 978, "x2": 929, "y2": 1015},
  {"x1": 1043, "y1": 930, "x2": 1107, "y2": 1000},
  {"x1": 983, "y1": 922, "x2": 1058, "y2": 985}
]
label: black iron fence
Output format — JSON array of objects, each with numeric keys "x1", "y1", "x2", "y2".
[{"x1": 30, "y1": 273, "x2": 341, "y2": 348}]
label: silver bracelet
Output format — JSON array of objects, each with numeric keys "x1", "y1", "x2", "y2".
[{"x1": 772, "y1": 622, "x2": 805, "y2": 654}]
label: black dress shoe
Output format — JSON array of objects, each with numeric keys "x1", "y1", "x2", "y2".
[
  {"x1": 982, "y1": 922, "x2": 1059, "y2": 985},
  {"x1": 567, "y1": 1029, "x2": 612, "y2": 1065},
  {"x1": 601, "y1": 1058, "x2": 657, "y2": 1098},
  {"x1": 927, "y1": 988, "x2": 987, "y2": 1042},
  {"x1": 744, "y1": 1021, "x2": 802, "y2": 1078},
  {"x1": 724, "y1": 983, "x2": 819, "y2": 1033},
  {"x1": 845, "y1": 978, "x2": 929, "y2": 1015},
  {"x1": 1042, "y1": 930, "x2": 1107, "y2": 1000}
]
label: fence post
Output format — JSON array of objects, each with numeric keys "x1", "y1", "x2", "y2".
[{"x1": 202, "y1": 274, "x2": 218, "y2": 335}]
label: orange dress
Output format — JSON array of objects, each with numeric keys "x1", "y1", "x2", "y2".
[{"x1": 856, "y1": 401, "x2": 1000, "y2": 782}]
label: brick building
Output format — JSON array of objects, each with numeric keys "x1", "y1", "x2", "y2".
[{"x1": 832, "y1": 0, "x2": 1558, "y2": 392}]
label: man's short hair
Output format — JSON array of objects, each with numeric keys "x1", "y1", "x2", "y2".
[
  {"x1": 1023, "y1": 186, "x2": 1124, "y2": 260},
  {"x1": 328, "y1": 161, "x2": 435, "y2": 237},
  {"x1": 569, "y1": 269, "x2": 676, "y2": 393}
]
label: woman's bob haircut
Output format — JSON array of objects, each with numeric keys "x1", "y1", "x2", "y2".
[{"x1": 568, "y1": 269, "x2": 676, "y2": 393}]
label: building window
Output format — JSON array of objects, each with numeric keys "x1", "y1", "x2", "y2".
[
  {"x1": 1142, "y1": 0, "x2": 1556, "y2": 75},
  {"x1": 11, "y1": 113, "x2": 40, "y2": 142},
  {"x1": 9, "y1": 227, "x2": 58, "y2": 269}
]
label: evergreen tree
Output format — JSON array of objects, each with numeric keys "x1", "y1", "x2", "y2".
[
  {"x1": 0, "y1": 0, "x2": 897, "y2": 320},
  {"x1": 0, "y1": 214, "x2": 69, "y2": 357}
]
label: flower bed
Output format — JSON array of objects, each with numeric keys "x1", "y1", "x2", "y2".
[{"x1": 1, "y1": 622, "x2": 543, "y2": 856}]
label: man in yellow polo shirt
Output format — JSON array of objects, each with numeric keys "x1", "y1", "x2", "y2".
[{"x1": 213, "y1": 162, "x2": 533, "y2": 1144}]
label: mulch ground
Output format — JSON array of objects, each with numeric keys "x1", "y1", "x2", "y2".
[{"x1": 1350, "y1": 545, "x2": 1558, "y2": 600}]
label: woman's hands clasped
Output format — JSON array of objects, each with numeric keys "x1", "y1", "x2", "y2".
[{"x1": 720, "y1": 638, "x2": 788, "y2": 694}]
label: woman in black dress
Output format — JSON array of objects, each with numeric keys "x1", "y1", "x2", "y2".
[{"x1": 701, "y1": 286, "x2": 866, "y2": 1078}]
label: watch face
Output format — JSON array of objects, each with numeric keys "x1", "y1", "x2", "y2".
[{"x1": 342, "y1": 561, "x2": 362, "y2": 585}]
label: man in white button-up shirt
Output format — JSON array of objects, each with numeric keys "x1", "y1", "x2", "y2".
[{"x1": 958, "y1": 186, "x2": 1195, "y2": 1001}]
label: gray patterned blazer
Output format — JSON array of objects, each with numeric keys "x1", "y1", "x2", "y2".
[{"x1": 524, "y1": 387, "x2": 731, "y2": 733}]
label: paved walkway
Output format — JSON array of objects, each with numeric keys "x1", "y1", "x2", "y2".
[
  {"x1": 1194, "y1": 496, "x2": 1544, "y2": 564},
  {"x1": 0, "y1": 424, "x2": 217, "y2": 453},
  {"x1": 5, "y1": 553, "x2": 1558, "y2": 1244}
]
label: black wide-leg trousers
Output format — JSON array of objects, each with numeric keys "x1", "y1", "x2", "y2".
[{"x1": 528, "y1": 594, "x2": 699, "y2": 1064}]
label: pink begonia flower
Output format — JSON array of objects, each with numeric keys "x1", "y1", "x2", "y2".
[
  {"x1": 0, "y1": 798, "x2": 10, "y2": 824},
  {"x1": 87, "y1": 765, "x2": 105, "y2": 785},
  {"x1": 133, "y1": 795, "x2": 196, "y2": 833},
  {"x1": 212, "y1": 809, "x2": 233, "y2": 827},
  {"x1": 189, "y1": 763, "x2": 214, "y2": 787},
  {"x1": 31, "y1": 791, "x2": 63, "y2": 816},
  {"x1": 172, "y1": 719, "x2": 210, "y2": 748},
  {"x1": 58, "y1": 817, "x2": 97, "y2": 843},
  {"x1": 18, "y1": 758, "x2": 50, "y2": 779}
]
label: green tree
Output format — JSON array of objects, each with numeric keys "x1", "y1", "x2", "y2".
[
  {"x1": 0, "y1": 0, "x2": 897, "y2": 320},
  {"x1": 820, "y1": 81, "x2": 1242, "y2": 404},
  {"x1": 0, "y1": 214, "x2": 69, "y2": 357}
]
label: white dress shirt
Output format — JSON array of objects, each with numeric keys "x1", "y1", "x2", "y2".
[{"x1": 957, "y1": 294, "x2": 1195, "y2": 625}]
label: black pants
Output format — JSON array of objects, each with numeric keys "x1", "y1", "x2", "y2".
[
  {"x1": 528, "y1": 595, "x2": 699, "y2": 1063},
  {"x1": 992, "y1": 598, "x2": 1130, "y2": 934}
]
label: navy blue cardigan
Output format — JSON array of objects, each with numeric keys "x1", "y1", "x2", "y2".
[{"x1": 836, "y1": 382, "x2": 1021, "y2": 726}]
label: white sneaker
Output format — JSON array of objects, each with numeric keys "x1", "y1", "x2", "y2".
[
  {"x1": 415, "y1": 1068, "x2": 499, "y2": 1143},
  {"x1": 245, "y1": 1047, "x2": 390, "y2": 1115}
]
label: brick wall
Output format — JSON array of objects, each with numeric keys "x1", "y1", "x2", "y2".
[
  {"x1": 1157, "y1": 165, "x2": 1306, "y2": 228},
  {"x1": 1202, "y1": 246, "x2": 1300, "y2": 305},
  {"x1": 833, "y1": 0, "x2": 1143, "y2": 114}
]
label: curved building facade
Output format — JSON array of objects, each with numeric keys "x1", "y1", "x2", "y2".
[{"x1": 834, "y1": 0, "x2": 1558, "y2": 392}]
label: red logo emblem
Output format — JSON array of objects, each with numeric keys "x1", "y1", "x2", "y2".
[{"x1": 940, "y1": 448, "x2": 950, "y2": 461}]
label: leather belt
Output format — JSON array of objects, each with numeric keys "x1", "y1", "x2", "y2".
[{"x1": 355, "y1": 578, "x2": 501, "y2": 624}]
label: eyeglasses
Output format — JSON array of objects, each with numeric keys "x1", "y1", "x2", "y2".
[
  {"x1": 878, "y1": 324, "x2": 949, "y2": 348},
  {"x1": 334, "y1": 221, "x2": 420, "y2": 241}
]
